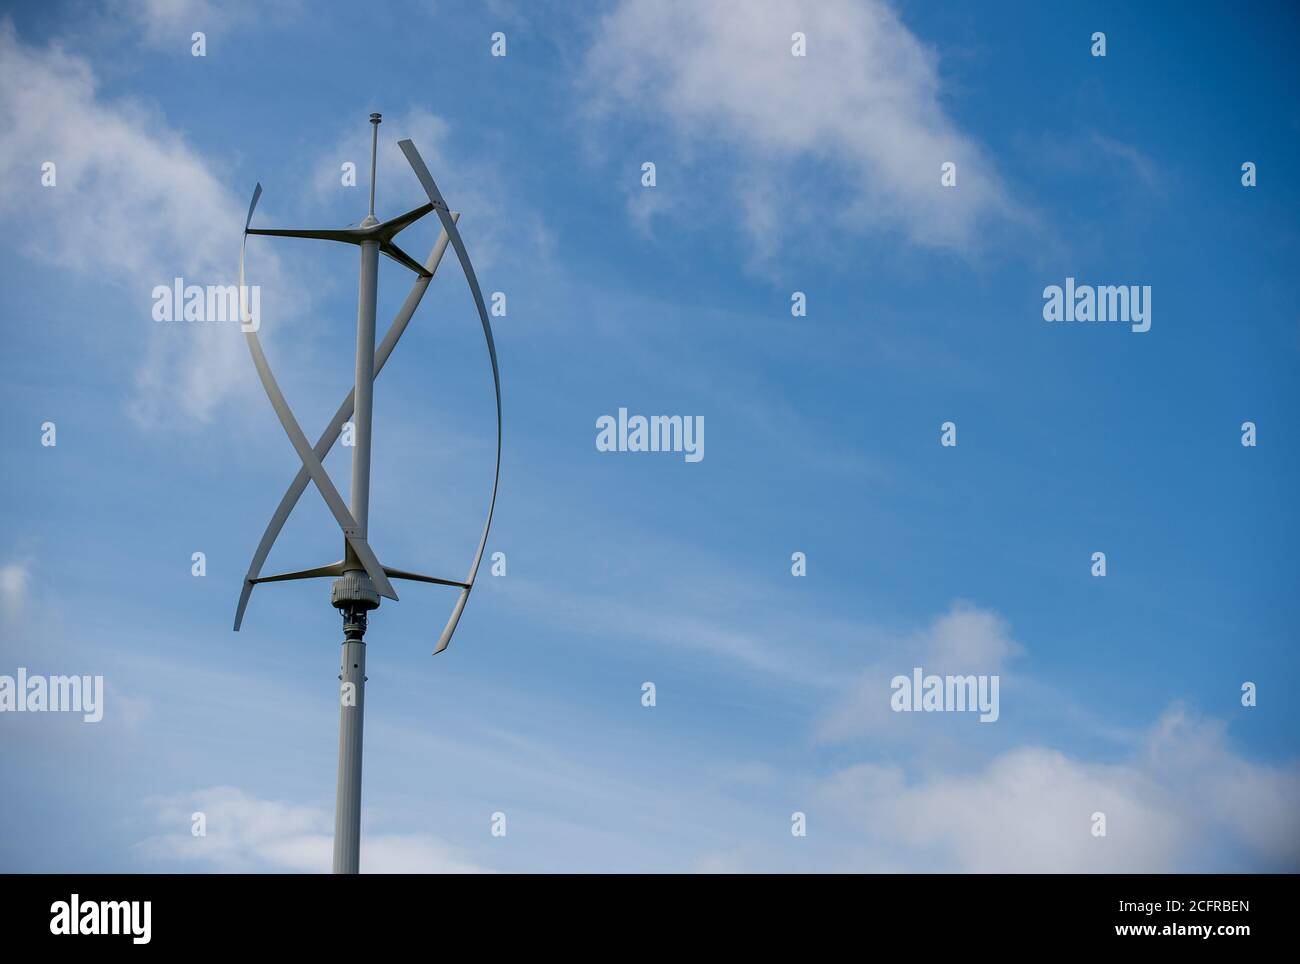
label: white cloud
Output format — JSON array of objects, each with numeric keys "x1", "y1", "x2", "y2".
[
  {"x1": 817, "y1": 706, "x2": 1300, "y2": 872},
  {"x1": 139, "y1": 786, "x2": 484, "y2": 873},
  {"x1": 1142, "y1": 707, "x2": 1300, "y2": 861},
  {"x1": 923, "y1": 602, "x2": 1022, "y2": 669},
  {"x1": 0, "y1": 561, "x2": 30, "y2": 621},
  {"x1": 582, "y1": 0, "x2": 1021, "y2": 257},
  {"x1": 0, "y1": 21, "x2": 293, "y2": 427},
  {"x1": 817, "y1": 601, "x2": 1022, "y2": 742},
  {"x1": 113, "y1": 0, "x2": 295, "y2": 49}
]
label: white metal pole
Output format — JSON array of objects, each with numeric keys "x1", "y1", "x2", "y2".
[
  {"x1": 333, "y1": 239, "x2": 379, "y2": 875},
  {"x1": 333, "y1": 114, "x2": 383, "y2": 875},
  {"x1": 332, "y1": 636, "x2": 367, "y2": 873}
]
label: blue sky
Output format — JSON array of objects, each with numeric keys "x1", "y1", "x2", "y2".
[{"x1": 0, "y1": 0, "x2": 1297, "y2": 872}]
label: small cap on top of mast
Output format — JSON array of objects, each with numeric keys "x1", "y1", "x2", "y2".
[{"x1": 369, "y1": 112, "x2": 382, "y2": 125}]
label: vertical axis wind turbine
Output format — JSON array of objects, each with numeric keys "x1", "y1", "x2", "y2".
[{"x1": 234, "y1": 114, "x2": 501, "y2": 874}]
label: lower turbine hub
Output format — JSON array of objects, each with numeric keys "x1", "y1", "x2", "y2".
[
  {"x1": 331, "y1": 571, "x2": 380, "y2": 642},
  {"x1": 331, "y1": 571, "x2": 381, "y2": 611}
]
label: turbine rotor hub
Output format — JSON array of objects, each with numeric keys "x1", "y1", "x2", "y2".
[{"x1": 331, "y1": 570, "x2": 381, "y2": 611}]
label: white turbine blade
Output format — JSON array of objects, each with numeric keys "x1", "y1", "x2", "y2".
[
  {"x1": 239, "y1": 185, "x2": 397, "y2": 602},
  {"x1": 234, "y1": 579, "x2": 256, "y2": 632},
  {"x1": 399, "y1": 140, "x2": 502, "y2": 652},
  {"x1": 433, "y1": 589, "x2": 470, "y2": 655},
  {"x1": 233, "y1": 215, "x2": 458, "y2": 630},
  {"x1": 233, "y1": 184, "x2": 267, "y2": 630},
  {"x1": 244, "y1": 183, "x2": 263, "y2": 231},
  {"x1": 243, "y1": 323, "x2": 397, "y2": 601}
]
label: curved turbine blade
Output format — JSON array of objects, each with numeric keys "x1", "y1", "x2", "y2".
[
  {"x1": 234, "y1": 579, "x2": 256, "y2": 632},
  {"x1": 238, "y1": 184, "x2": 397, "y2": 605},
  {"x1": 244, "y1": 183, "x2": 263, "y2": 232},
  {"x1": 398, "y1": 139, "x2": 503, "y2": 654},
  {"x1": 233, "y1": 212, "x2": 459, "y2": 630},
  {"x1": 242, "y1": 305, "x2": 395, "y2": 602},
  {"x1": 434, "y1": 589, "x2": 470, "y2": 656}
]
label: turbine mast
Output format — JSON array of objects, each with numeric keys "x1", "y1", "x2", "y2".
[
  {"x1": 331, "y1": 112, "x2": 384, "y2": 874},
  {"x1": 235, "y1": 114, "x2": 502, "y2": 876}
]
